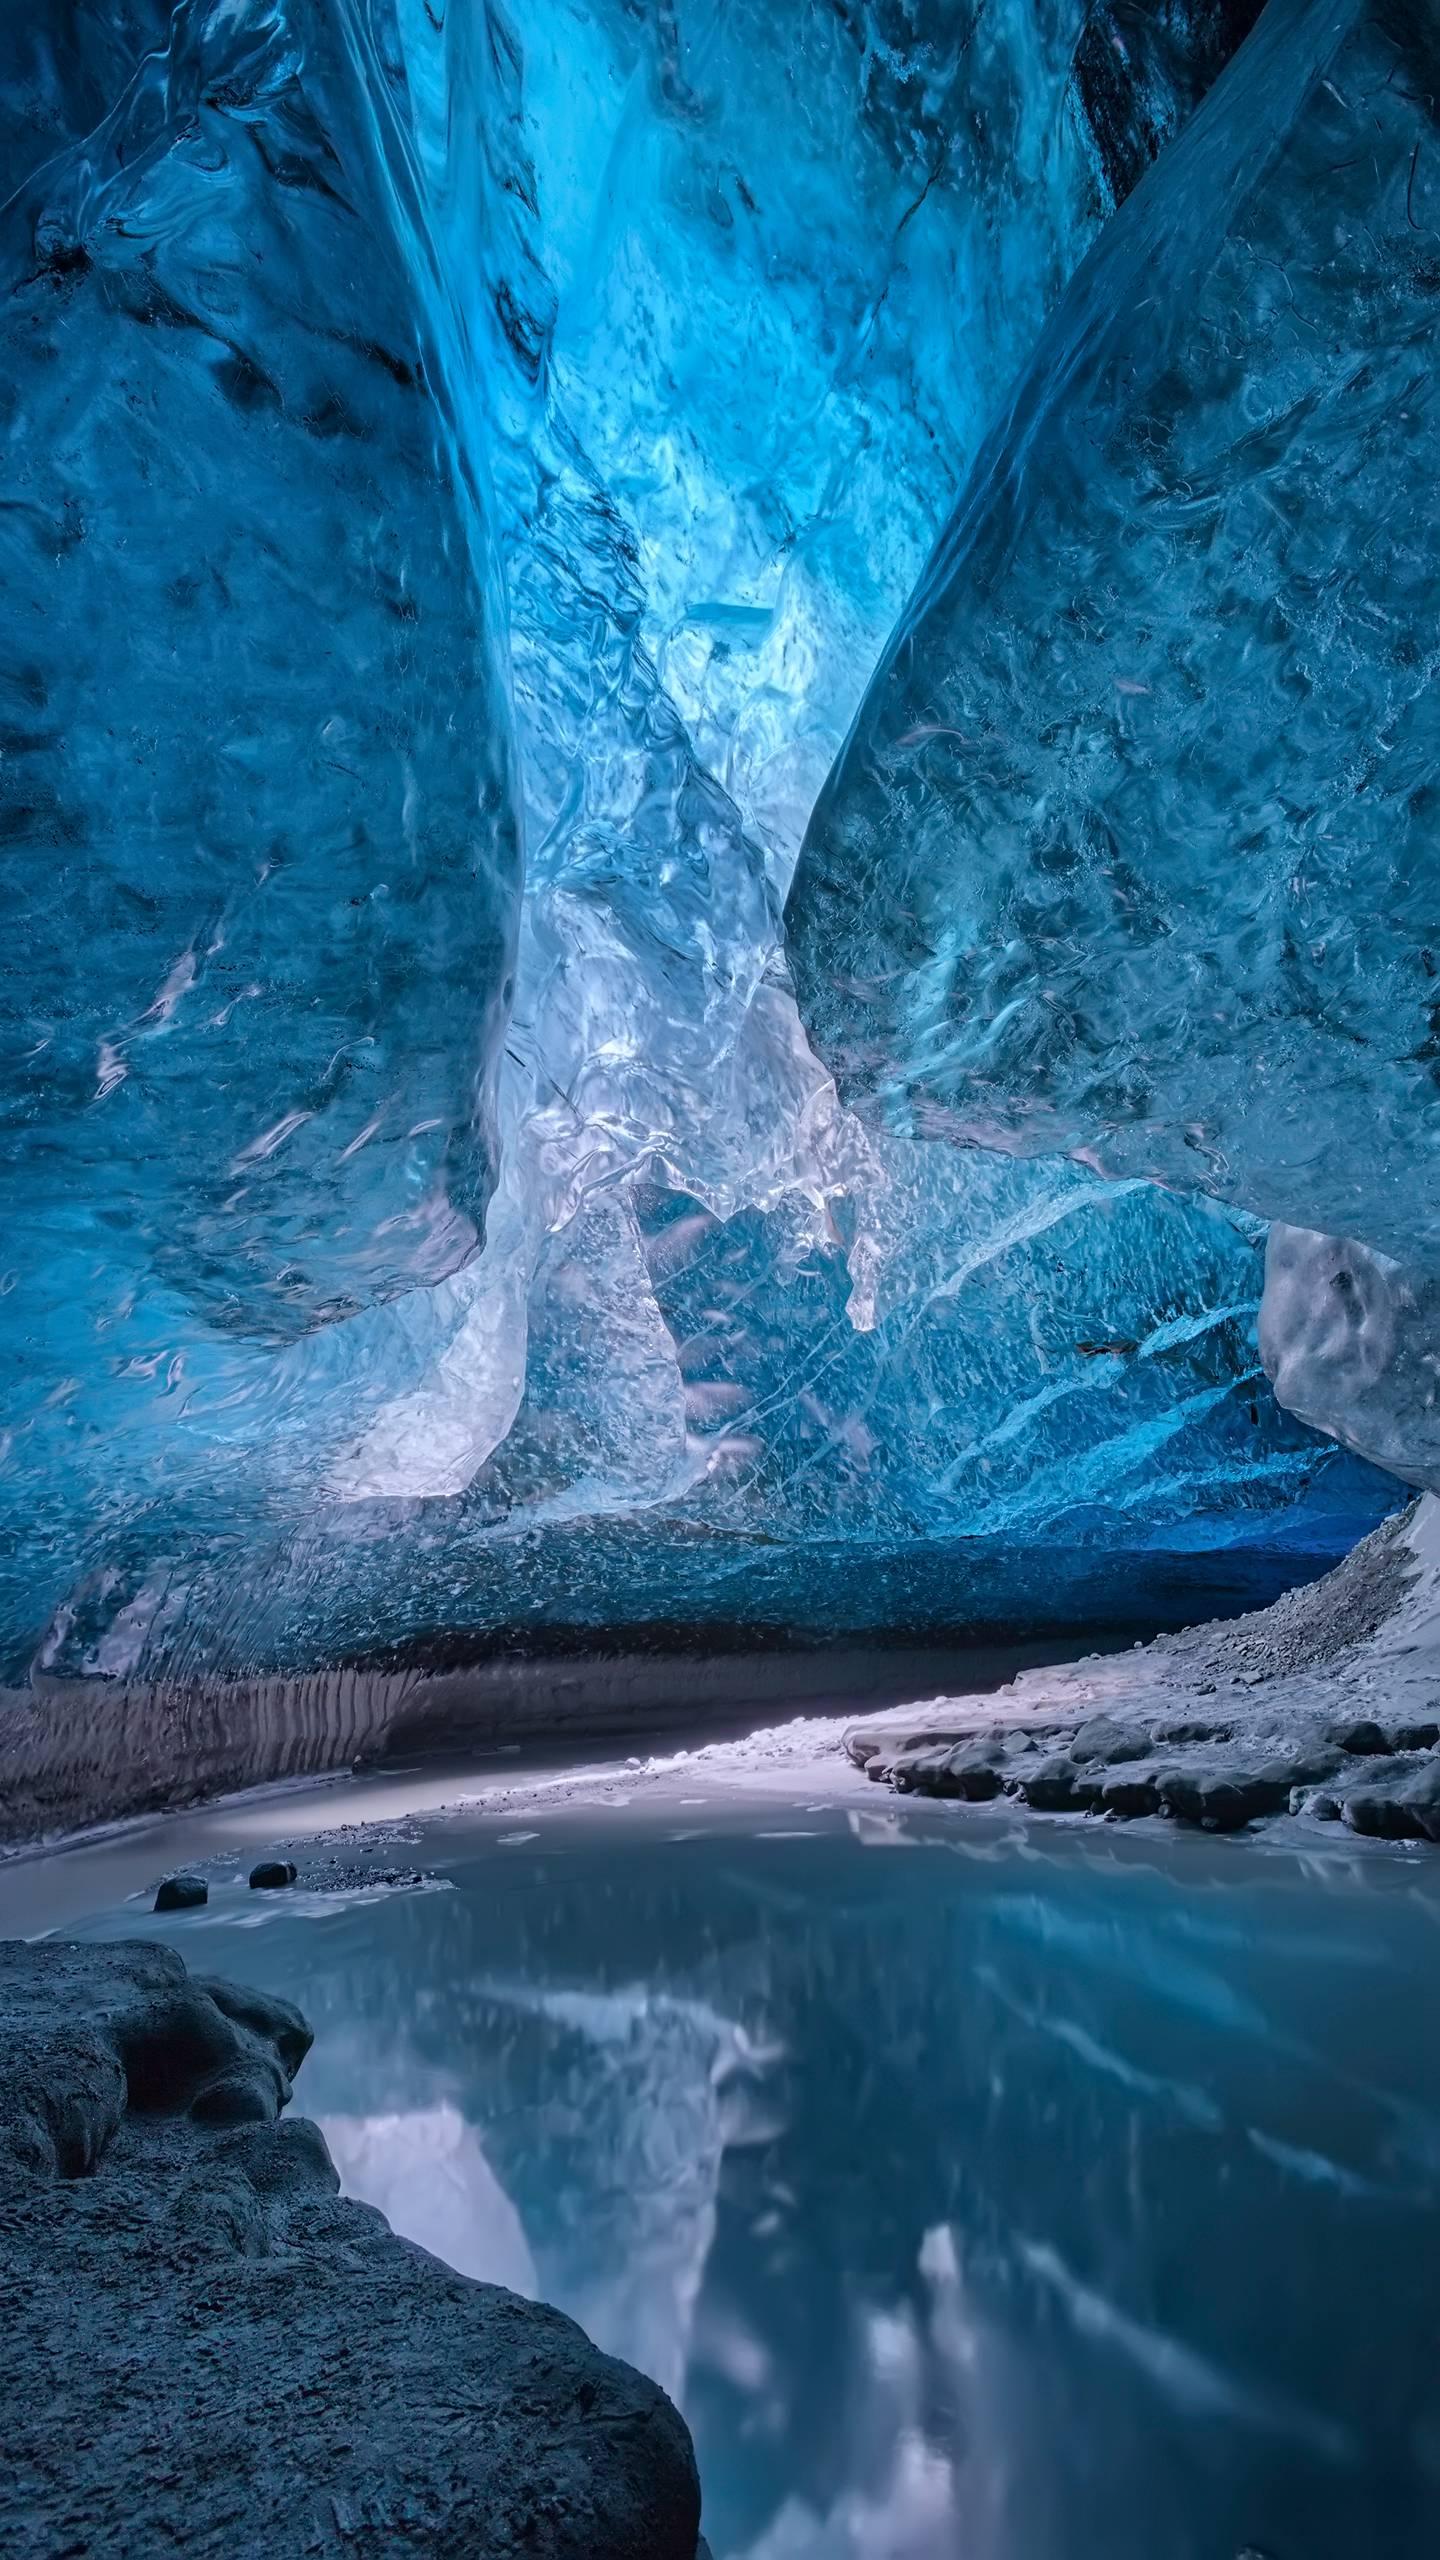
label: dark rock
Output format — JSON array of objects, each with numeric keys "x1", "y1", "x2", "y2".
[
  {"x1": 1098, "y1": 1770, "x2": 1161, "y2": 1818},
  {"x1": 1331, "y1": 1719, "x2": 1391, "y2": 1756},
  {"x1": 891, "y1": 1744, "x2": 956, "y2": 1795},
  {"x1": 1274, "y1": 1747, "x2": 1344, "y2": 1790},
  {"x1": 153, "y1": 1873, "x2": 207, "y2": 1913},
  {"x1": 1341, "y1": 1791, "x2": 1423, "y2": 1840},
  {"x1": 1010, "y1": 1756, "x2": 1099, "y2": 1813},
  {"x1": 893, "y1": 1745, "x2": 1003, "y2": 1801},
  {"x1": 1154, "y1": 1772, "x2": 1208, "y2": 1826},
  {"x1": 1157, "y1": 1770, "x2": 1290, "y2": 1831},
  {"x1": 200, "y1": 1975, "x2": 313, "y2": 2078},
  {"x1": 189, "y1": 2068, "x2": 280, "y2": 2126},
  {"x1": 249, "y1": 1859, "x2": 298, "y2": 1890},
  {"x1": 1412, "y1": 1796, "x2": 1440, "y2": 1848},
  {"x1": 0, "y1": 1939, "x2": 700, "y2": 2558},
  {"x1": 1200, "y1": 1782, "x2": 1283, "y2": 1833},
  {"x1": 1392, "y1": 1721, "x2": 1440, "y2": 1751},
  {"x1": 1342, "y1": 1757, "x2": 1440, "y2": 1844},
  {"x1": 1069, "y1": 1715, "x2": 1151, "y2": 1766},
  {"x1": 948, "y1": 1754, "x2": 1004, "y2": 1802}
]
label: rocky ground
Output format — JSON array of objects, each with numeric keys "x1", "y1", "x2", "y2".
[
  {"x1": 0, "y1": 1939, "x2": 703, "y2": 2558},
  {"x1": 846, "y1": 1498, "x2": 1440, "y2": 1840}
]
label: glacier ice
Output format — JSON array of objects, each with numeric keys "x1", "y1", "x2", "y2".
[
  {"x1": 327, "y1": 0, "x2": 1394, "y2": 1562},
  {"x1": 1260, "y1": 1226, "x2": 1440, "y2": 1494},
  {"x1": 1, "y1": 0, "x2": 519, "y2": 1336},
  {"x1": 789, "y1": 0, "x2": 1440, "y2": 1257},
  {"x1": 0, "y1": 0, "x2": 1404, "y2": 1717},
  {"x1": 0, "y1": 0, "x2": 521, "y2": 1652},
  {"x1": 787, "y1": 0, "x2": 1440, "y2": 1480}
]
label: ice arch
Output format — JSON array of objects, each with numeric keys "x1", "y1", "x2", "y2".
[{"x1": 0, "y1": 0, "x2": 1400, "y2": 1770}]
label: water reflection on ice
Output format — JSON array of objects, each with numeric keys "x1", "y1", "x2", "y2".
[
  {"x1": 728, "y1": 2229, "x2": 980, "y2": 2560},
  {"x1": 454, "y1": 1984, "x2": 738, "y2": 2402},
  {"x1": 68, "y1": 1806, "x2": 1440, "y2": 2559},
  {"x1": 320, "y1": 2102, "x2": 536, "y2": 2295},
  {"x1": 327, "y1": 1983, "x2": 774, "y2": 2408}
]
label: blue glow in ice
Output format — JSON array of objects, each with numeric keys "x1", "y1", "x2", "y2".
[{"x1": 0, "y1": 0, "x2": 1401, "y2": 1687}]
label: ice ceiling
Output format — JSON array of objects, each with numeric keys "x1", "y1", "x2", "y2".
[{"x1": 0, "y1": 0, "x2": 1417, "y2": 1689}]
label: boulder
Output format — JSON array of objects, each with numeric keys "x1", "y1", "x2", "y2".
[
  {"x1": 153, "y1": 1873, "x2": 207, "y2": 1913},
  {"x1": 0, "y1": 1940, "x2": 702, "y2": 2559}
]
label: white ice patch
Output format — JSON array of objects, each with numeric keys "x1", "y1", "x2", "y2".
[{"x1": 320, "y1": 2102, "x2": 537, "y2": 2296}]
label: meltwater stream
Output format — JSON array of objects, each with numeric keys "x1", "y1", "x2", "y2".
[{"x1": 43, "y1": 1790, "x2": 1440, "y2": 2559}]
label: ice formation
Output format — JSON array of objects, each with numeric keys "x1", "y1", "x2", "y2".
[
  {"x1": 0, "y1": 0, "x2": 521, "y2": 1660},
  {"x1": 0, "y1": 0, "x2": 1409, "y2": 1729},
  {"x1": 1260, "y1": 1226, "x2": 1440, "y2": 1493},
  {"x1": 788, "y1": 0, "x2": 1440, "y2": 1484}
]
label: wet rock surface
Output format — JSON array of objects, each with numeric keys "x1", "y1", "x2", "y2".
[
  {"x1": 153, "y1": 1872, "x2": 207, "y2": 1912},
  {"x1": 0, "y1": 1940, "x2": 702, "y2": 2558},
  {"x1": 849, "y1": 1500, "x2": 1440, "y2": 1844}
]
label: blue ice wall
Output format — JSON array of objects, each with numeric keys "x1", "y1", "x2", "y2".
[
  {"x1": 789, "y1": 0, "x2": 1440, "y2": 1265},
  {"x1": 0, "y1": 0, "x2": 521, "y2": 1661},
  {"x1": 0, "y1": 0, "x2": 1400, "y2": 1690},
  {"x1": 1, "y1": 0, "x2": 519, "y2": 1336},
  {"x1": 340, "y1": 0, "x2": 1393, "y2": 1551}
]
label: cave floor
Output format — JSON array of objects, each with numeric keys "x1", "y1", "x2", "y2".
[{"x1": 10, "y1": 1729, "x2": 1440, "y2": 2559}]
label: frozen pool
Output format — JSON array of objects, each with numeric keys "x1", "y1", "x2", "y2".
[{"x1": 19, "y1": 1766, "x2": 1440, "y2": 2560}]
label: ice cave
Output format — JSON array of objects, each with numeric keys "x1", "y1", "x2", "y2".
[{"x1": 3, "y1": 0, "x2": 1439, "y2": 2552}]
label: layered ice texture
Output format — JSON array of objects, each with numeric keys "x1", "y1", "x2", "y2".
[
  {"x1": 0, "y1": 0, "x2": 521, "y2": 1666},
  {"x1": 0, "y1": 0, "x2": 1405, "y2": 1696},
  {"x1": 789, "y1": 0, "x2": 1440, "y2": 1488}
]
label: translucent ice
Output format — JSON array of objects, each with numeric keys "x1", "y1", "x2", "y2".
[
  {"x1": 0, "y1": 1, "x2": 520, "y2": 1339},
  {"x1": 331, "y1": 0, "x2": 1390, "y2": 1567},
  {"x1": 0, "y1": 0, "x2": 519, "y2": 1655},
  {"x1": 0, "y1": 0, "x2": 1399, "y2": 1698},
  {"x1": 789, "y1": 0, "x2": 1440, "y2": 1267}
]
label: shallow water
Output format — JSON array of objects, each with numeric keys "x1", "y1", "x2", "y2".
[{"x1": 40, "y1": 1786, "x2": 1440, "y2": 2559}]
